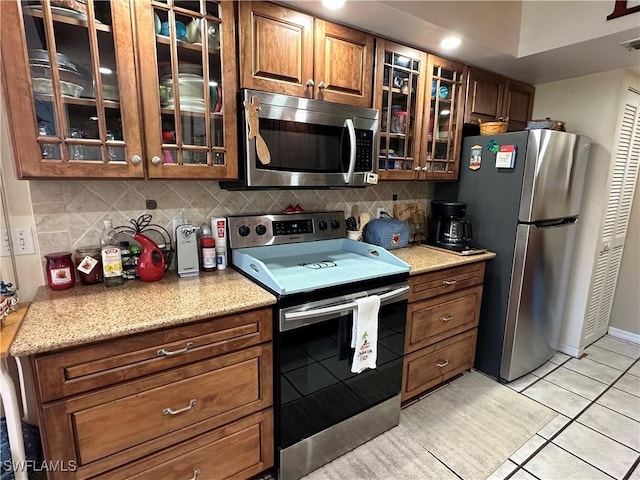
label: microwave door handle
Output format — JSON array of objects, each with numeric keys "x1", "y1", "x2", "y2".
[{"x1": 343, "y1": 118, "x2": 357, "y2": 184}]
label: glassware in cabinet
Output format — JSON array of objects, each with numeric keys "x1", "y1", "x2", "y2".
[
  {"x1": 422, "y1": 56, "x2": 467, "y2": 179},
  {"x1": 2, "y1": 0, "x2": 144, "y2": 177},
  {"x1": 135, "y1": 0, "x2": 237, "y2": 179},
  {"x1": 373, "y1": 40, "x2": 427, "y2": 180}
]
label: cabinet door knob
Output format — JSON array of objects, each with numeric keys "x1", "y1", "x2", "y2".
[
  {"x1": 442, "y1": 280, "x2": 457, "y2": 286},
  {"x1": 151, "y1": 155, "x2": 162, "y2": 166},
  {"x1": 422, "y1": 166, "x2": 429, "y2": 171},
  {"x1": 440, "y1": 315, "x2": 453, "y2": 322},
  {"x1": 306, "y1": 79, "x2": 315, "y2": 87},
  {"x1": 414, "y1": 166, "x2": 421, "y2": 171},
  {"x1": 130, "y1": 155, "x2": 142, "y2": 165},
  {"x1": 435, "y1": 360, "x2": 449, "y2": 368},
  {"x1": 163, "y1": 399, "x2": 197, "y2": 415},
  {"x1": 318, "y1": 81, "x2": 326, "y2": 89}
]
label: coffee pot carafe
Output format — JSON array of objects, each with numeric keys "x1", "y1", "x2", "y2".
[{"x1": 429, "y1": 201, "x2": 474, "y2": 251}]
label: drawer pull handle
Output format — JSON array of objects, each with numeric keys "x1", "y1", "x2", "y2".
[
  {"x1": 157, "y1": 342, "x2": 194, "y2": 357},
  {"x1": 440, "y1": 315, "x2": 453, "y2": 322},
  {"x1": 442, "y1": 280, "x2": 457, "y2": 286},
  {"x1": 188, "y1": 469, "x2": 201, "y2": 480},
  {"x1": 163, "y1": 399, "x2": 197, "y2": 415},
  {"x1": 435, "y1": 360, "x2": 449, "y2": 368}
]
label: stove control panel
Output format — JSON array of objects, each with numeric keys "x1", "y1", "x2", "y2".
[{"x1": 228, "y1": 211, "x2": 346, "y2": 248}]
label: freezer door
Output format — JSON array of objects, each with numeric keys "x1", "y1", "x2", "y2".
[
  {"x1": 501, "y1": 219, "x2": 578, "y2": 381},
  {"x1": 519, "y1": 130, "x2": 591, "y2": 222}
]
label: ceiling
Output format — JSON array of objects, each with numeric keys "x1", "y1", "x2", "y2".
[{"x1": 281, "y1": 0, "x2": 640, "y2": 85}]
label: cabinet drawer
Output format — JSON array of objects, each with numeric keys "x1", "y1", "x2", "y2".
[
  {"x1": 92, "y1": 410, "x2": 274, "y2": 480},
  {"x1": 406, "y1": 286, "x2": 482, "y2": 353},
  {"x1": 409, "y1": 263, "x2": 485, "y2": 303},
  {"x1": 402, "y1": 329, "x2": 477, "y2": 403},
  {"x1": 40, "y1": 345, "x2": 272, "y2": 478},
  {"x1": 33, "y1": 308, "x2": 272, "y2": 402}
]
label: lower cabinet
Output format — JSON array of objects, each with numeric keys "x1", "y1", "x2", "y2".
[
  {"x1": 402, "y1": 263, "x2": 485, "y2": 403},
  {"x1": 31, "y1": 308, "x2": 274, "y2": 480}
]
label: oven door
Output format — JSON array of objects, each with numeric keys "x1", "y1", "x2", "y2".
[
  {"x1": 277, "y1": 283, "x2": 408, "y2": 451},
  {"x1": 242, "y1": 89, "x2": 377, "y2": 188}
]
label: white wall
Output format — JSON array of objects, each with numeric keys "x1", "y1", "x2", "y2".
[
  {"x1": 520, "y1": 0, "x2": 640, "y2": 56},
  {"x1": 532, "y1": 67, "x2": 640, "y2": 343},
  {"x1": 0, "y1": 93, "x2": 43, "y2": 301}
]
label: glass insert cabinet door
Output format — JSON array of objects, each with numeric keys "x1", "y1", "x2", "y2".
[
  {"x1": 421, "y1": 55, "x2": 467, "y2": 180},
  {"x1": 373, "y1": 40, "x2": 427, "y2": 181},
  {"x1": 1, "y1": 0, "x2": 144, "y2": 178},
  {"x1": 134, "y1": 0, "x2": 238, "y2": 179}
]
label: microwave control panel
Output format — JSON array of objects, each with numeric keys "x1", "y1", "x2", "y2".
[
  {"x1": 355, "y1": 130, "x2": 374, "y2": 172},
  {"x1": 228, "y1": 211, "x2": 345, "y2": 248}
]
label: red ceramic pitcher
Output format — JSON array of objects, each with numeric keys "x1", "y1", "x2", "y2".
[{"x1": 133, "y1": 232, "x2": 166, "y2": 282}]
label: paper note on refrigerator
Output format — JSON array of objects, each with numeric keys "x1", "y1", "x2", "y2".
[{"x1": 496, "y1": 145, "x2": 516, "y2": 168}]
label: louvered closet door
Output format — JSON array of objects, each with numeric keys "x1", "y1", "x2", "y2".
[{"x1": 583, "y1": 88, "x2": 640, "y2": 345}]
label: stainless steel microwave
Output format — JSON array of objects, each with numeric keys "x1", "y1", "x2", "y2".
[{"x1": 221, "y1": 89, "x2": 379, "y2": 189}]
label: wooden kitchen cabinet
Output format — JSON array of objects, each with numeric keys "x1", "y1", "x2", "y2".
[
  {"x1": 464, "y1": 67, "x2": 535, "y2": 132},
  {"x1": 374, "y1": 39, "x2": 427, "y2": 180},
  {"x1": 401, "y1": 262, "x2": 485, "y2": 403},
  {"x1": 1, "y1": 0, "x2": 238, "y2": 180},
  {"x1": 421, "y1": 55, "x2": 467, "y2": 180},
  {"x1": 1, "y1": 0, "x2": 144, "y2": 178},
  {"x1": 239, "y1": 1, "x2": 374, "y2": 107},
  {"x1": 31, "y1": 307, "x2": 274, "y2": 479},
  {"x1": 134, "y1": 0, "x2": 238, "y2": 178}
]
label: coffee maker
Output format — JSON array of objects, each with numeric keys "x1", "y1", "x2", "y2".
[{"x1": 428, "y1": 201, "x2": 473, "y2": 251}]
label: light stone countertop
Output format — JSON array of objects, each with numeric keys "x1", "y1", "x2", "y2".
[
  {"x1": 10, "y1": 269, "x2": 277, "y2": 357},
  {"x1": 392, "y1": 244, "x2": 496, "y2": 275},
  {"x1": 10, "y1": 245, "x2": 495, "y2": 357}
]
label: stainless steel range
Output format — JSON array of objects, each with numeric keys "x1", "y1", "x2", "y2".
[{"x1": 228, "y1": 211, "x2": 410, "y2": 480}]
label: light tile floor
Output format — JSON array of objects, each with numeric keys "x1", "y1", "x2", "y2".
[
  {"x1": 289, "y1": 334, "x2": 640, "y2": 480},
  {"x1": 494, "y1": 334, "x2": 640, "y2": 480}
]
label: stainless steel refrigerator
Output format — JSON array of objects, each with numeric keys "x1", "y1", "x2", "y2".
[{"x1": 435, "y1": 130, "x2": 591, "y2": 382}]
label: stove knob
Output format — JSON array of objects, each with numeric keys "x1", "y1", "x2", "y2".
[
  {"x1": 238, "y1": 225, "x2": 251, "y2": 237},
  {"x1": 255, "y1": 224, "x2": 267, "y2": 235},
  {"x1": 318, "y1": 220, "x2": 328, "y2": 230},
  {"x1": 331, "y1": 219, "x2": 341, "y2": 230}
]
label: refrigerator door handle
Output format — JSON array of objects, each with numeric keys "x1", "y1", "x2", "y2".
[{"x1": 532, "y1": 217, "x2": 578, "y2": 229}]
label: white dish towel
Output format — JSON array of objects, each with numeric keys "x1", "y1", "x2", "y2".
[{"x1": 351, "y1": 295, "x2": 381, "y2": 374}]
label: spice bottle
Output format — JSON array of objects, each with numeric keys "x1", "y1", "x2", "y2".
[
  {"x1": 200, "y1": 223, "x2": 216, "y2": 271},
  {"x1": 45, "y1": 252, "x2": 75, "y2": 290},
  {"x1": 216, "y1": 246, "x2": 227, "y2": 270},
  {"x1": 101, "y1": 220, "x2": 123, "y2": 287}
]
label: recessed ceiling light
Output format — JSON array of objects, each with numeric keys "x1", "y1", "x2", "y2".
[
  {"x1": 99, "y1": 67, "x2": 113, "y2": 75},
  {"x1": 322, "y1": 0, "x2": 345, "y2": 9},
  {"x1": 440, "y1": 37, "x2": 461, "y2": 50}
]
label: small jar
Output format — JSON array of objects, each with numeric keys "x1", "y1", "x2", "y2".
[
  {"x1": 45, "y1": 252, "x2": 75, "y2": 290},
  {"x1": 75, "y1": 247, "x2": 103, "y2": 285}
]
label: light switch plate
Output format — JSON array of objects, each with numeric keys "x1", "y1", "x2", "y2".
[
  {"x1": 0, "y1": 228, "x2": 10, "y2": 257},
  {"x1": 12, "y1": 227, "x2": 36, "y2": 255}
]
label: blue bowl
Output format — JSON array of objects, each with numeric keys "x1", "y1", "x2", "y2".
[{"x1": 159, "y1": 21, "x2": 187, "y2": 40}]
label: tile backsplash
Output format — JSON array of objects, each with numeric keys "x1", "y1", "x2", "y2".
[{"x1": 29, "y1": 179, "x2": 433, "y2": 255}]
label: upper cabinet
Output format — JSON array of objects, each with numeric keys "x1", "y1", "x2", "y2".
[
  {"x1": 374, "y1": 40, "x2": 466, "y2": 181},
  {"x1": 1, "y1": 0, "x2": 144, "y2": 178},
  {"x1": 421, "y1": 55, "x2": 467, "y2": 180},
  {"x1": 1, "y1": 0, "x2": 238, "y2": 180},
  {"x1": 238, "y1": 1, "x2": 374, "y2": 107},
  {"x1": 464, "y1": 67, "x2": 535, "y2": 132},
  {"x1": 374, "y1": 40, "x2": 427, "y2": 181},
  {"x1": 133, "y1": 0, "x2": 238, "y2": 179}
]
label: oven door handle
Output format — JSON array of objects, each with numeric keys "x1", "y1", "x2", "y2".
[
  {"x1": 283, "y1": 285, "x2": 409, "y2": 323},
  {"x1": 343, "y1": 118, "x2": 357, "y2": 184}
]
